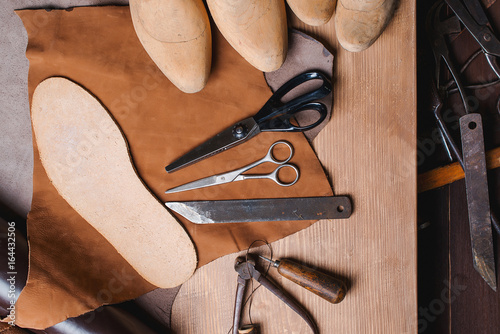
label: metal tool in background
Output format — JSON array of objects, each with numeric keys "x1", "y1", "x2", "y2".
[
  {"x1": 232, "y1": 255, "x2": 346, "y2": 334},
  {"x1": 165, "y1": 71, "x2": 331, "y2": 173},
  {"x1": 165, "y1": 141, "x2": 299, "y2": 194},
  {"x1": 426, "y1": 0, "x2": 498, "y2": 291},
  {"x1": 445, "y1": 0, "x2": 500, "y2": 78},
  {"x1": 165, "y1": 196, "x2": 352, "y2": 224}
]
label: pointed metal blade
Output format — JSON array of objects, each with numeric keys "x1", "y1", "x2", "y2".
[
  {"x1": 165, "y1": 196, "x2": 352, "y2": 224},
  {"x1": 460, "y1": 113, "x2": 497, "y2": 291},
  {"x1": 165, "y1": 117, "x2": 259, "y2": 173},
  {"x1": 165, "y1": 175, "x2": 220, "y2": 194}
]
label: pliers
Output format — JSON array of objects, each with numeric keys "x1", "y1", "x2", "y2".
[{"x1": 232, "y1": 255, "x2": 318, "y2": 334}]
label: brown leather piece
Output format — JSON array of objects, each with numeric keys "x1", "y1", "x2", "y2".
[{"x1": 15, "y1": 6, "x2": 333, "y2": 329}]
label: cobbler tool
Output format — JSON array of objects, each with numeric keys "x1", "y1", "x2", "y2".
[
  {"x1": 335, "y1": 0, "x2": 396, "y2": 52},
  {"x1": 232, "y1": 255, "x2": 346, "y2": 334},
  {"x1": 129, "y1": 0, "x2": 212, "y2": 93},
  {"x1": 206, "y1": 0, "x2": 287, "y2": 72},
  {"x1": 165, "y1": 196, "x2": 352, "y2": 223},
  {"x1": 165, "y1": 141, "x2": 298, "y2": 194},
  {"x1": 426, "y1": 0, "x2": 498, "y2": 291},
  {"x1": 165, "y1": 71, "x2": 331, "y2": 173}
]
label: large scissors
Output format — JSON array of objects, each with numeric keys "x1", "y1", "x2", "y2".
[
  {"x1": 165, "y1": 71, "x2": 331, "y2": 173},
  {"x1": 165, "y1": 141, "x2": 299, "y2": 194}
]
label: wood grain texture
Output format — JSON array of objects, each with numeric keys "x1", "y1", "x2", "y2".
[
  {"x1": 418, "y1": 146, "x2": 500, "y2": 193},
  {"x1": 172, "y1": 0, "x2": 417, "y2": 331}
]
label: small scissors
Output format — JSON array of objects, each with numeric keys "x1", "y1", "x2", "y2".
[
  {"x1": 165, "y1": 71, "x2": 331, "y2": 173},
  {"x1": 165, "y1": 141, "x2": 299, "y2": 194}
]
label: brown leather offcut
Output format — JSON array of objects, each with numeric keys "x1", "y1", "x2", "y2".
[{"x1": 15, "y1": 6, "x2": 333, "y2": 329}]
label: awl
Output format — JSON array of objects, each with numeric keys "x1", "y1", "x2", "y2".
[
  {"x1": 165, "y1": 196, "x2": 352, "y2": 224},
  {"x1": 259, "y1": 255, "x2": 347, "y2": 304}
]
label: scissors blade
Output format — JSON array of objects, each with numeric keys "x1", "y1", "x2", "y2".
[
  {"x1": 165, "y1": 175, "x2": 220, "y2": 194},
  {"x1": 165, "y1": 117, "x2": 259, "y2": 173},
  {"x1": 165, "y1": 166, "x2": 244, "y2": 193}
]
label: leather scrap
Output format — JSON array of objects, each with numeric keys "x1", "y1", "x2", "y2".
[{"x1": 15, "y1": 6, "x2": 334, "y2": 329}]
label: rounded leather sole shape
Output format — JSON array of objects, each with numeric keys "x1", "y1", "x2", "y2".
[{"x1": 31, "y1": 77, "x2": 197, "y2": 288}]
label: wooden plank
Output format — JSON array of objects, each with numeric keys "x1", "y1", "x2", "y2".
[{"x1": 171, "y1": 0, "x2": 417, "y2": 332}]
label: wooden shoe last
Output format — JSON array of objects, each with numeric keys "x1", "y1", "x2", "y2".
[
  {"x1": 335, "y1": 0, "x2": 395, "y2": 52},
  {"x1": 207, "y1": 0, "x2": 288, "y2": 72}
]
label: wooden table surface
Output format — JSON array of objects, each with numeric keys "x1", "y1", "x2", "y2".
[{"x1": 171, "y1": 0, "x2": 418, "y2": 332}]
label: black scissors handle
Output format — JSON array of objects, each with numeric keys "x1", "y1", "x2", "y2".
[
  {"x1": 258, "y1": 102, "x2": 327, "y2": 131},
  {"x1": 254, "y1": 71, "x2": 332, "y2": 131}
]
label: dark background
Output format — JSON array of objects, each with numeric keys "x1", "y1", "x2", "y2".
[{"x1": 417, "y1": 0, "x2": 500, "y2": 333}]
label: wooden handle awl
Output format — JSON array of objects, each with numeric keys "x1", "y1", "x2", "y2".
[{"x1": 277, "y1": 259, "x2": 346, "y2": 304}]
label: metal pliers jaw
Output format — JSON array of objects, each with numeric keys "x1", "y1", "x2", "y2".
[{"x1": 232, "y1": 256, "x2": 318, "y2": 334}]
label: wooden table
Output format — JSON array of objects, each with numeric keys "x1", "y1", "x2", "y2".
[{"x1": 171, "y1": 1, "x2": 417, "y2": 332}]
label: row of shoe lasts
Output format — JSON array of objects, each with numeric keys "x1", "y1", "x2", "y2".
[{"x1": 129, "y1": 0, "x2": 396, "y2": 93}]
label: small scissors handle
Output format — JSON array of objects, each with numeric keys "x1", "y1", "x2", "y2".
[
  {"x1": 254, "y1": 71, "x2": 331, "y2": 132},
  {"x1": 233, "y1": 141, "x2": 299, "y2": 186},
  {"x1": 236, "y1": 164, "x2": 300, "y2": 187}
]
